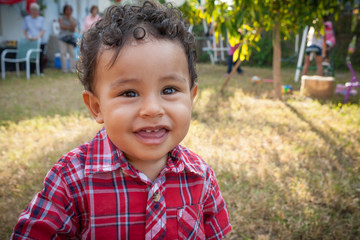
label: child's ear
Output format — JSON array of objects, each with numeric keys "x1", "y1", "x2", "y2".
[
  {"x1": 191, "y1": 84, "x2": 198, "y2": 101},
  {"x1": 82, "y1": 90, "x2": 104, "y2": 124}
]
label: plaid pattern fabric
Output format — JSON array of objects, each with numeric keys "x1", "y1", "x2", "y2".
[{"x1": 12, "y1": 128, "x2": 231, "y2": 240}]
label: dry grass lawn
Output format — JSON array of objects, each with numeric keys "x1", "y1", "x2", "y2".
[{"x1": 0, "y1": 64, "x2": 359, "y2": 239}]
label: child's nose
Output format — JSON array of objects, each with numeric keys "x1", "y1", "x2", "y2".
[{"x1": 139, "y1": 95, "x2": 165, "y2": 118}]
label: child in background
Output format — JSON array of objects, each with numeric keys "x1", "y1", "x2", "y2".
[
  {"x1": 226, "y1": 42, "x2": 243, "y2": 76},
  {"x1": 323, "y1": 16, "x2": 336, "y2": 60},
  {"x1": 302, "y1": 24, "x2": 324, "y2": 76},
  {"x1": 11, "y1": 1, "x2": 231, "y2": 239}
]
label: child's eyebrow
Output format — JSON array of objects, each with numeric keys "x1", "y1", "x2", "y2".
[
  {"x1": 161, "y1": 74, "x2": 188, "y2": 84},
  {"x1": 110, "y1": 74, "x2": 188, "y2": 88},
  {"x1": 110, "y1": 78, "x2": 140, "y2": 88}
]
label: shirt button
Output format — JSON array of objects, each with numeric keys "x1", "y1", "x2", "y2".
[
  {"x1": 121, "y1": 169, "x2": 128, "y2": 176},
  {"x1": 153, "y1": 192, "x2": 161, "y2": 202}
]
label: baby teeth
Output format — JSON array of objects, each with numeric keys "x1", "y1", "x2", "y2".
[{"x1": 144, "y1": 129, "x2": 160, "y2": 133}]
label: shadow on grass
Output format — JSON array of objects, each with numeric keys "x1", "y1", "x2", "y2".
[
  {"x1": 284, "y1": 101, "x2": 354, "y2": 170},
  {"x1": 317, "y1": 94, "x2": 360, "y2": 106},
  {"x1": 217, "y1": 163, "x2": 360, "y2": 239}
]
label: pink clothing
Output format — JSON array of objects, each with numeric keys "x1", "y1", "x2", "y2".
[
  {"x1": 229, "y1": 43, "x2": 240, "y2": 55},
  {"x1": 83, "y1": 15, "x2": 100, "y2": 31},
  {"x1": 324, "y1": 21, "x2": 336, "y2": 47}
]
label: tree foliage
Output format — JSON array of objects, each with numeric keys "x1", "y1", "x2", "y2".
[
  {"x1": 198, "y1": 0, "x2": 340, "y2": 52},
  {"x1": 185, "y1": 0, "x2": 341, "y2": 98}
]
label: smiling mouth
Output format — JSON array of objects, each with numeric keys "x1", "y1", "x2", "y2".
[
  {"x1": 137, "y1": 128, "x2": 167, "y2": 137},
  {"x1": 134, "y1": 127, "x2": 169, "y2": 145}
]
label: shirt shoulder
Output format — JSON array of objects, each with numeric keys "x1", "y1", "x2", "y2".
[
  {"x1": 24, "y1": 15, "x2": 31, "y2": 25},
  {"x1": 50, "y1": 128, "x2": 113, "y2": 184},
  {"x1": 172, "y1": 145, "x2": 214, "y2": 179},
  {"x1": 47, "y1": 140, "x2": 89, "y2": 187},
  {"x1": 54, "y1": 128, "x2": 108, "y2": 174}
]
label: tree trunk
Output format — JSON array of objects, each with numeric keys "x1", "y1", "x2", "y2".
[{"x1": 272, "y1": 21, "x2": 282, "y2": 100}]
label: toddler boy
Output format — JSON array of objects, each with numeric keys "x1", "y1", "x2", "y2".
[{"x1": 12, "y1": 1, "x2": 231, "y2": 239}]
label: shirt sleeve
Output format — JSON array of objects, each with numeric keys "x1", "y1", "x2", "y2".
[
  {"x1": 203, "y1": 169, "x2": 232, "y2": 239},
  {"x1": 11, "y1": 164, "x2": 81, "y2": 239},
  {"x1": 23, "y1": 16, "x2": 28, "y2": 32}
]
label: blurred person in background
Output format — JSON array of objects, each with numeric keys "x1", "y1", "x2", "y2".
[
  {"x1": 323, "y1": 16, "x2": 336, "y2": 61},
  {"x1": 23, "y1": 2, "x2": 46, "y2": 76},
  {"x1": 83, "y1": 5, "x2": 100, "y2": 32},
  {"x1": 302, "y1": 19, "x2": 324, "y2": 76},
  {"x1": 58, "y1": 4, "x2": 77, "y2": 73}
]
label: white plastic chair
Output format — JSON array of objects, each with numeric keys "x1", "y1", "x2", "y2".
[{"x1": 1, "y1": 38, "x2": 42, "y2": 79}]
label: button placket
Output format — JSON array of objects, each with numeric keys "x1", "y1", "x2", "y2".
[
  {"x1": 153, "y1": 192, "x2": 161, "y2": 202},
  {"x1": 145, "y1": 175, "x2": 166, "y2": 239}
]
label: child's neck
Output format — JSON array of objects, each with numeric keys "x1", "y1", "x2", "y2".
[{"x1": 128, "y1": 155, "x2": 168, "y2": 182}]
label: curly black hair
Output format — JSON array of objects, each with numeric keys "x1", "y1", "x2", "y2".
[{"x1": 77, "y1": 1, "x2": 197, "y2": 93}]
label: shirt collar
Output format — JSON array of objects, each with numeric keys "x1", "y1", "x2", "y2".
[
  {"x1": 168, "y1": 145, "x2": 205, "y2": 177},
  {"x1": 84, "y1": 128, "x2": 121, "y2": 176},
  {"x1": 84, "y1": 128, "x2": 204, "y2": 178}
]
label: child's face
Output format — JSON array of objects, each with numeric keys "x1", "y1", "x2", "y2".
[{"x1": 83, "y1": 39, "x2": 197, "y2": 165}]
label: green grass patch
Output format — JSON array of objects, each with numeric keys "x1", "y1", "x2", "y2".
[
  {"x1": 0, "y1": 70, "x2": 87, "y2": 125},
  {"x1": 1, "y1": 66, "x2": 360, "y2": 239}
]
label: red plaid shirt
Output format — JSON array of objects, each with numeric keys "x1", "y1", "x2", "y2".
[{"x1": 12, "y1": 128, "x2": 231, "y2": 239}]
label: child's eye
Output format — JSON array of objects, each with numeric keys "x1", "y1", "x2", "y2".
[
  {"x1": 120, "y1": 90, "x2": 138, "y2": 97},
  {"x1": 162, "y1": 87, "x2": 177, "y2": 95}
]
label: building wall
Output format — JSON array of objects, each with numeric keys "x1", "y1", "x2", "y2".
[
  {"x1": 0, "y1": 3, "x2": 26, "y2": 43},
  {"x1": 0, "y1": 0, "x2": 113, "y2": 44}
]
